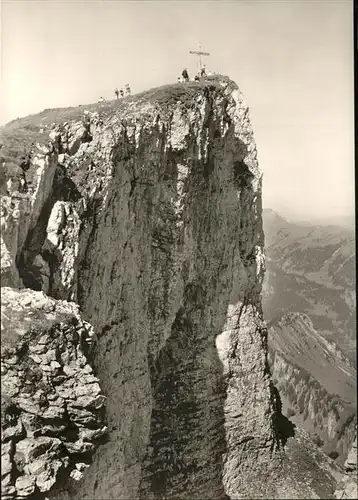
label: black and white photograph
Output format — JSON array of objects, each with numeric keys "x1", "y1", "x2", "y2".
[{"x1": 0, "y1": 1, "x2": 356, "y2": 499}]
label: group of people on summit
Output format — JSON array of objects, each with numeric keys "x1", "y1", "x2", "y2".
[
  {"x1": 114, "y1": 84, "x2": 131, "y2": 99},
  {"x1": 179, "y1": 65, "x2": 208, "y2": 83},
  {"x1": 98, "y1": 84, "x2": 131, "y2": 103},
  {"x1": 98, "y1": 64, "x2": 210, "y2": 104}
]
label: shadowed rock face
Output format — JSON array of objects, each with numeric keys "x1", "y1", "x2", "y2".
[{"x1": 0, "y1": 77, "x2": 346, "y2": 499}]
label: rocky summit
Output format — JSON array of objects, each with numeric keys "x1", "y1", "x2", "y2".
[{"x1": 0, "y1": 76, "x2": 354, "y2": 499}]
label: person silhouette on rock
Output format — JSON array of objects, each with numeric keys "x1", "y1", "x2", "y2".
[{"x1": 182, "y1": 69, "x2": 189, "y2": 82}]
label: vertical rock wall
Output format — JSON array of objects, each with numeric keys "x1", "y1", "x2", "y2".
[{"x1": 1, "y1": 77, "x2": 284, "y2": 499}]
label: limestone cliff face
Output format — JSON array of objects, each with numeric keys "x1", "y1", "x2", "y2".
[
  {"x1": 1, "y1": 77, "x2": 282, "y2": 499},
  {"x1": 0, "y1": 76, "x2": 342, "y2": 499}
]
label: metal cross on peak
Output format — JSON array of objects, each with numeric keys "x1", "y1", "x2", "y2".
[{"x1": 189, "y1": 43, "x2": 210, "y2": 71}]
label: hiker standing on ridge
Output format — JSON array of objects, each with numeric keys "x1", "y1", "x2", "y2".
[
  {"x1": 120, "y1": 89, "x2": 124, "y2": 97},
  {"x1": 114, "y1": 88, "x2": 119, "y2": 99},
  {"x1": 201, "y1": 65, "x2": 207, "y2": 77},
  {"x1": 182, "y1": 68, "x2": 189, "y2": 82},
  {"x1": 125, "y1": 84, "x2": 131, "y2": 95}
]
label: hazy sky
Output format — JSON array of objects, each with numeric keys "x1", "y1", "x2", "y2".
[{"x1": 0, "y1": 0, "x2": 354, "y2": 221}]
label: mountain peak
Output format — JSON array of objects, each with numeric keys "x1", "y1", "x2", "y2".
[{"x1": 263, "y1": 208, "x2": 287, "y2": 224}]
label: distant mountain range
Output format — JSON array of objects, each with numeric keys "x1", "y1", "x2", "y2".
[
  {"x1": 281, "y1": 213, "x2": 355, "y2": 230},
  {"x1": 263, "y1": 209, "x2": 356, "y2": 464},
  {"x1": 263, "y1": 208, "x2": 355, "y2": 363}
]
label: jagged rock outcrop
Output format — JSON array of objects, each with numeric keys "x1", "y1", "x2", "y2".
[
  {"x1": 279, "y1": 427, "x2": 349, "y2": 500},
  {"x1": 0, "y1": 76, "x2": 347, "y2": 499},
  {"x1": 334, "y1": 436, "x2": 357, "y2": 499},
  {"x1": 344, "y1": 437, "x2": 358, "y2": 474},
  {"x1": 1, "y1": 288, "x2": 107, "y2": 499}
]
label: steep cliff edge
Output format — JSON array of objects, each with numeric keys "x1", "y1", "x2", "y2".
[
  {"x1": 334, "y1": 436, "x2": 357, "y2": 499},
  {"x1": 1, "y1": 76, "x2": 345, "y2": 499},
  {"x1": 268, "y1": 313, "x2": 356, "y2": 464}
]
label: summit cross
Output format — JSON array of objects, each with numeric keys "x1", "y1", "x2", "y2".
[{"x1": 189, "y1": 44, "x2": 210, "y2": 71}]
